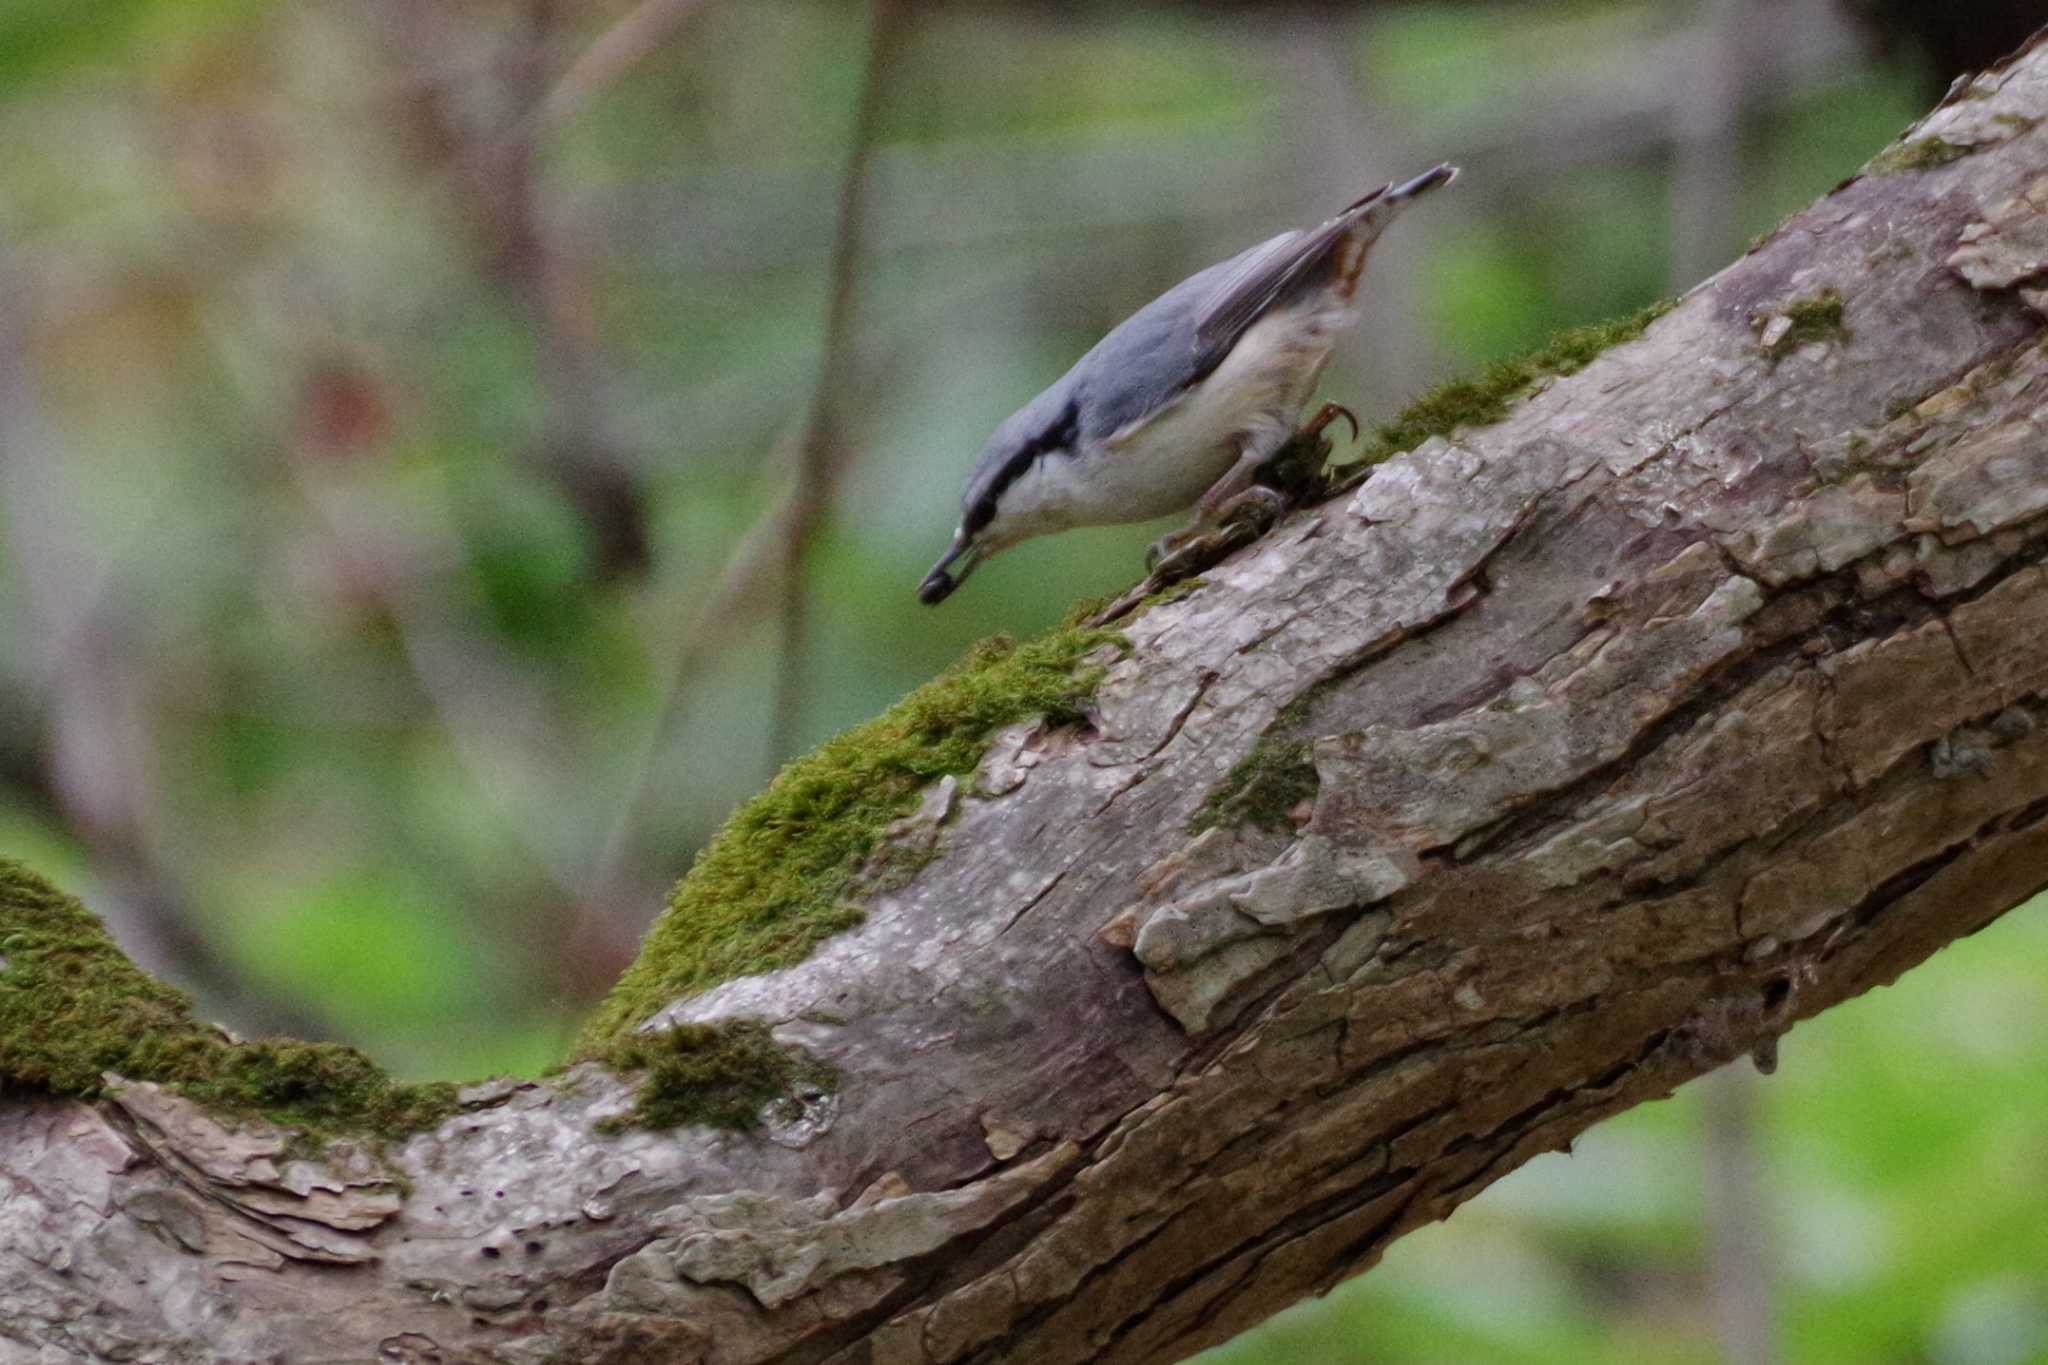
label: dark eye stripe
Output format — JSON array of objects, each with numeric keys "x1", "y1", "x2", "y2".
[{"x1": 967, "y1": 399, "x2": 1078, "y2": 533}]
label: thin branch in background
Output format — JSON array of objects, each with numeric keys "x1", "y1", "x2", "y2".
[
  {"x1": 580, "y1": 448, "x2": 805, "y2": 937},
  {"x1": 292, "y1": 467, "x2": 597, "y2": 908},
  {"x1": 574, "y1": 0, "x2": 906, "y2": 950},
  {"x1": 509, "y1": 0, "x2": 652, "y2": 579},
  {"x1": 767, "y1": 0, "x2": 909, "y2": 768},
  {"x1": 1668, "y1": 0, "x2": 1756, "y2": 296},
  {"x1": 1256, "y1": 3, "x2": 1433, "y2": 414},
  {"x1": 1702, "y1": 1061, "x2": 1781, "y2": 1365},
  {"x1": 538, "y1": 0, "x2": 714, "y2": 130}
]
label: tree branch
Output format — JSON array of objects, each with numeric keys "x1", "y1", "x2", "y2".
[{"x1": 8, "y1": 38, "x2": 2048, "y2": 1365}]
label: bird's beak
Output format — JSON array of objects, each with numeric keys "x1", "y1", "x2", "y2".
[{"x1": 918, "y1": 531, "x2": 984, "y2": 606}]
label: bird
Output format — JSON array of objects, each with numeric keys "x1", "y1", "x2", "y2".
[{"x1": 918, "y1": 163, "x2": 1458, "y2": 606}]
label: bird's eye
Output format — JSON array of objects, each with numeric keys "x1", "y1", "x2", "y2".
[{"x1": 1044, "y1": 402, "x2": 1079, "y2": 454}]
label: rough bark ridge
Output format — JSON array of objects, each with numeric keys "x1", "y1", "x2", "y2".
[{"x1": 10, "y1": 45, "x2": 2048, "y2": 1365}]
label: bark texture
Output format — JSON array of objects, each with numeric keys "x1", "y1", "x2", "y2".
[{"x1": 11, "y1": 45, "x2": 2048, "y2": 1365}]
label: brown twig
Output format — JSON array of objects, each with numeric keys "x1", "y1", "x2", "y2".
[
  {"x1": 539, "y1": 0, "x2": 716, "y2": 129},
  {"x1": 574, "y1": 0, "x2": 907, "y2": 950},
  {"x1": 765, "y1": 0, "x2": 909, "y2": 768}
]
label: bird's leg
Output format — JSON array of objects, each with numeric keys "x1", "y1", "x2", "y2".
[
  {"x1": 1263, "y1": 401, "x2": 1359, "y2": 501},
  {"x1": 1143, "y1": 402, "x2": 1360, "y2": 579},
  {"x1": 1145, "y1": 453, "x2": 1257, "y2": 573},
  {"x1": 1104, "y1": 404, "x2": 1364, "y2": 625}
]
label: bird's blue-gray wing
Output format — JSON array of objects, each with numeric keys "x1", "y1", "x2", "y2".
[
  {"x1": 1058, "y1": 238, "x2": 1278, "y2": 445},
  {"x1": 1066, "y1": 215, "x2": 1364, "y2": 449},
  {"x1": 958, "y1": 200, "x2": 1374, "y2": 484},
  {"x1": 1186, "y1": 213, "x2": 1361, "y2": 379}
]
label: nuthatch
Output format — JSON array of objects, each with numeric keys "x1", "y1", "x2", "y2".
[{"x1": 918, "y1": 163, "x2": 1457, "y2": 606}]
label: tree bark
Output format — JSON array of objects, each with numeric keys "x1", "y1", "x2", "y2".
[{"x1": 11, "y1": 40, "x2": 2048, "y2": 1365}]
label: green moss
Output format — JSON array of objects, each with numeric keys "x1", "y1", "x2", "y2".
[
  {"x1": 595, "y1": 1019, "x2": 830, "y2": 1133},
  {"x1": 1767, "y1": 290, "x2": 1846, "y2": 361},
  {"x1": 1192, "y1": 735, "x2": 1319, "y2": 833},
  {"x1": 578, "y1": 619, "x2": 1126, "y2": 1051},
  {"x1": 1352, "y1": 299, "x2": 1676, "y2": 468},
  {"x1": 1139, "y1": 576, "x2": 1209, "y2": 611},
  {"x1": 1866, "y1": 135, "x2": 1972, "y2": 176},
  {"x1": 0, "y1": 859, "x2": 455, "y2": 1140}
]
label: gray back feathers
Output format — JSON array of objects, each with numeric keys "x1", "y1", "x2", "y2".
[{"x1": 956, "y1": 200, "x2": 1370, "y2": 524}]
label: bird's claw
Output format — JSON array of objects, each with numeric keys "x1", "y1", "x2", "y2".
[
  {"x1": 1217, "y1": 484, "x2": 1289, "y2": 533},
  {"x1": 1144, "y1": 527, "x2": 1195, "y2": 574},
  {"x1": 1299, "y1": 401, "x2": 1359, "y2": 446},
  {"x1": 1148, "y1": 531, "x2": 1229, "y2": 585},
  {"x1": 1145, "y1": 486, "x2": 1293, "y2": 582}
]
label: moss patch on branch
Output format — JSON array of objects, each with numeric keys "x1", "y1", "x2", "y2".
[
  {"x1": 0, "y1": 859, "x2": 455, "y2": 1140},
  {"x1": 596, "y1": 1019, "x2": 832, "y2": 1133},
  {"x1": 1866, "y1": 135, "x2": 1973, "y2": 177},
  {"x1": 1352, "y1": 299, "x2": 1676, "y2": 468},
  {"x1": 578, "y1": 619, "x2": 1127, "y2": 1053},
  {"x1": 1767, "y1": 290, "x2": 1847, "y2": 362},
  {"x1": 1192, "y1": 736, "x2": 1318, "y2": 833}
]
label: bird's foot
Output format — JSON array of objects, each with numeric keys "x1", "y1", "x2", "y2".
[
  {"x1": 1147, "y1": 486, "x2": 1293, "y2": 583},
  {"x1": 1096, "y1": 487, "x2": 1301, "y2": 626},
  {"x1": 1096, "y1": 410, "x2": 1356, "y2": 626},
  {"x1": 1216, "y1": 484, "x2": 1292, "y2": 537},
  {"x1": 1144, "y1": 524, "x2": 1199, "y2": 575},
  {"x1": 1255, "y1": 401, "x2": 1361, "y2": 505},
  {"x1": 1143, "y1": 523, "x2": 1232, "y2": 583}
]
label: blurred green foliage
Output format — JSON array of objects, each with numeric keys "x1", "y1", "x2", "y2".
[{"x1": 0, "y1": 0, "x2": 2041, "y2": 1358}]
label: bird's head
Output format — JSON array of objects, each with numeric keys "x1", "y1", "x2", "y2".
[{"x1": 919, "y1": 390, "x2": 1080, "y2": 606}]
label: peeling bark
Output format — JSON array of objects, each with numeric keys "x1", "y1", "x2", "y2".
[{"x1": 10, "y1": 44, "x2": 2048, "y2": 1365}]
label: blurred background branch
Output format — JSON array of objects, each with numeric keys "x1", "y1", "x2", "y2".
[
  {"x1": 1, "y1": 2, "x2": 2045, "y2": 1361},
  {"x1": 541, "y1": 0, "x2": 716, "y2": 130},
  {"x1": 770, "y1": 0, "x2": 907, "y2": 767}
]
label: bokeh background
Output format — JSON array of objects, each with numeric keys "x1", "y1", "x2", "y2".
[{"x1": 2, "y1": 1, "x2": 2044, "y2": 1360}]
